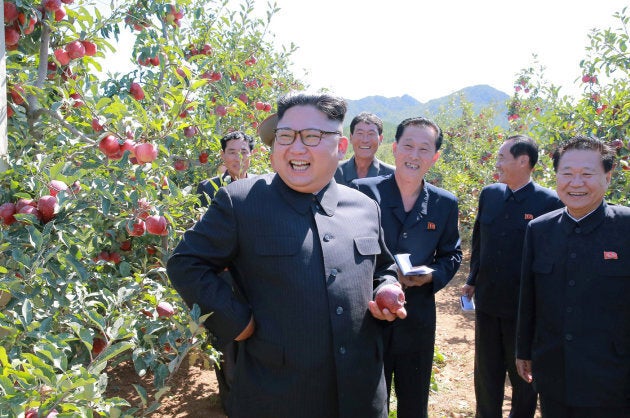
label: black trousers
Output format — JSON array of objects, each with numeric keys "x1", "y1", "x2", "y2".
[
  {"x1": 539, "y1": 394, "x2": 630, "y2": 418},
  {"x1": 474, "y1": 309, "x2": 537, "y2": 418},
  {"x1": 215, "y1": 340, "x2": 238, "y2": 415},
  {"x1": 384, "y1": 326, "x2": 435, "y2": 418}
]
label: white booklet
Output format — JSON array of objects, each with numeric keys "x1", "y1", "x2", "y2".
[{"x1": 394, "y1": 253, "x2": 435, "y2": 276}]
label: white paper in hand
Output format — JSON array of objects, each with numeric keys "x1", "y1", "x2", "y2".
[{"x1": 394, "y1": 253, "x2": 435, "y2": 276}]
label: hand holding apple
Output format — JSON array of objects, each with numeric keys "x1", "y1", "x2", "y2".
[{"x1": 369, "y1": 283, "x2": 407, "y2": 321}]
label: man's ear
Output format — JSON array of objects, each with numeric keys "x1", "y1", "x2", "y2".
[
  {"x1": 432, "y1": 151, "x2": 441, "y2": 163},
  {"x1": 337, "y1": 136, "x2": 348, "y2": 155}
]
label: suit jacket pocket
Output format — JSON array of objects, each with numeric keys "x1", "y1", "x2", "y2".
[
  {"x1": 354, "y1": 236, "x2": 381, "y2": 256},
  {"x1": 245, "y1": 336, "x2": 285, "y2": 367},
  {"x1": 255, "y1": 236, "x2": 300, "y2": 256}
]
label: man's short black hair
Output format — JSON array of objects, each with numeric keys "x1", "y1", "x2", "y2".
[
  {"x1": 221, "y1": 131, "x2": 255, "y2": 151},
  {"x1": 552, "y1": 136, "x2": 616, "y2": 173},
  {"x1": 394, "y1": 117, "x2": 443, "y2": 151},
  {"x1": 507, "y1": 135, "x2": 539, "y2": 169}
]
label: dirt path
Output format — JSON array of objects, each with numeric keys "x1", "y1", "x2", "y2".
[{"x1": 108, "y1": 252, "x2": 540, "y2": 417}]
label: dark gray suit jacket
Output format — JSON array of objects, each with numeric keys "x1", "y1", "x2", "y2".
[
  {"x1": 353, "y1": 175, "x2": 462, "y2": 353},
  {"x1": 167, "y1": 173, "x2": 397, "y2": 418},
  {"x1": 517, "y1": 202, "x2": 630, "y2": 407},
  {"x1": 335, "y1": 156, "x2": 395, "y2": 186}
]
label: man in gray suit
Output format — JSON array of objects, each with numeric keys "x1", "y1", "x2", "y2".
[
  {"x1": 335, "y1": 112, "x2": 395, "y2": 186},
  {"x1": 167, "y1": 92, "x2": 406, "y2": 418}
]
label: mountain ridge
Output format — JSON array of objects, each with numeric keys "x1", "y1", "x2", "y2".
[{"x1": 345, "y1": 84, "x2": 510, "y2": 129}]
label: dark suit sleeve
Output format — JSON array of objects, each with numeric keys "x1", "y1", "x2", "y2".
[
  {"x1": 516, "y1": 224, "x2": 535, "y2": 360},
  {"x1": 167, "y1": 187, "x2": 251, "y2": 348},
  {"x1": 466, "y1": 189, "x2": 484, "y2": 286},
  {"x1": 373, "y1": 202, "x2": 399, "y2": 295},
  {"x1": 430, "y1": 197, "x2": 462, "y2": 293}
]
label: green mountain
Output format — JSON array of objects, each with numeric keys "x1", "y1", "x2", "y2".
[{"x1": 345, "y1": 84, "x2": 510, "y2": 130}]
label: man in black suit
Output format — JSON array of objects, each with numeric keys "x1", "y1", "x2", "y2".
[
  {"x1": 463, "y1": 135, "x2": 562, "y2": 417},
  {"x1": 196, "y1": 130, "x2": 255, "y2": 207},
  {"x1": 195, "y1": 130, "x2": 256, "y2": 414},
  {"x1": 167, "y1": 92, "x2": 406, "y2": 418},
  {"x1": 353, "y1": 117, "x2": 462, "y2": 418},
  {"x1": 335, "y1": 112, "x2": 394, "y2": 186},
  {"x1": 516, "y1": 136, "x2": 630, "y2": 417}
]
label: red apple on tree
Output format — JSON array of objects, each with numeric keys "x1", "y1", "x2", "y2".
[
  {"x1": 18, "y1": 204, "x2": 43, "y2": 222},
  {"x1": 199, "y1": 151, "x2": 209, "y2": 164},
  {"x1": 53, "y1": 7, "x2": 66, "y2": 21},
  {"x1": 10, "y1": 84, "x2": 25, "y2": 105},
  {"x1": 375, "y1": 283, "x2": 406, "y2": 313},
  {"x1": 17, "y1": 12, "x2": 37, "y2": 35},
  {"x1": 4, "y1": 27, "x2": 20, "y2": 47},
  {"x1": 183, "y1": 126, "x2": 198, "y2": 137},
  {"x1": 129, "y1": 82, "x2": 145, "y2": 100},
  {"x1": 54, "y1": 48, "x2": 70, "y2": 66},
  {"x1": 66, "y1": 40, "x2": 85, "y2": 60},
  {"x1": 134, "y1": 143, "x2": 158, "y2": 164},
  {"x1": 92, "y1": 336, "x2": 107, "y2": 356},
  {"x1": 145, "y1": 215, "x2": 168, "y2": 235},
  {"x1": 0, "y1": 202, "x2": 17, "y2": 226},
  {"x1": 215, "y1": 105, "x2": 227, "y2": 117},
  {"x1": 37, "y1": 195, "x2": 58, "y2": 223},
  {"x1": 48, "y1": 180, "x2": 68, "y2": 196},
  {"x1": 80, "y1": 40, "x2": 97, "y2": 56},
  {"x1": 43, "y1": 0, "x2": 61, "y2": 11},
  {"x1": 91, "y1": 117, "x2": 104, "y2": 132},
  {"x1": 173, "y1": 159, "x2": 187, "y2": 171},
  {"x1": 156, "y1": 301, "x2": 175, "y2": 318},
  {"x1": 4, "y1": 2, "x2": 18, "y2": 22},
  {"x1": 98, "y1": 134, "x2": 120, "y2": 157},
  {"x1": 126, "y1": 218, "x2": 146, "y2": 237}
]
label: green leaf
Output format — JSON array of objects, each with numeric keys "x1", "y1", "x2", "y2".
[
  {"x1": 88, "y1": 341, "x2": 134, "y2": 374},
  {"x1": 27, "y1": 225, "x2": 43, "y2": 249},
  {"x1": 21, "y1": 299, "x2": 33, "y2": 326},
  {"x1": 132, "y1": 383, "x2": 148, "y2": 407}
]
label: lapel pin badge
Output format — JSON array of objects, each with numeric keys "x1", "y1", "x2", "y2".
[{"x1": 603, "y1": 251, "x2": 618, "y2": 260}]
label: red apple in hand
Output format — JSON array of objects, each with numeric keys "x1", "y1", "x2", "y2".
[{"x1": 375, "y1": 284, "x2": 406, "y2": 313}]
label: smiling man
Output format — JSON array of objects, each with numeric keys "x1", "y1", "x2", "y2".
[
  {"x1": 516, "y1": 136, "x2": 630, "y2": 417},
  {"x1": 335, "y1": 112, "x2": 394, "y2": 186},
  {"x1": 352, "y1": 117, "x2": 462, "y2": 418},
  {"x1": 167, "y1": 92, "x2": 406, "y2": 418}
]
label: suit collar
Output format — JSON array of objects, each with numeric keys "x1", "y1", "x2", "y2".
[
  {"x1": 273, "y1": 174, "x2": 337, "y2": 216},
  {"x1": 560, "y1": 201, "x2": 606, "y2": 234},
  {"x1": 343, "y1": 156, "x2": 382, "y2": 181},
  {"x1": 504, "y1": 181, "x2": 534, "y2": 202},
  {"x1": 384, "y1": 176, "x2": 429, "y2": 224}
]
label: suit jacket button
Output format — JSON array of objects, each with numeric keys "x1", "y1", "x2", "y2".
[
  {"x1": 336, "y1": 306, "x2": 344, "y2": 315},
  {"x1": 565, "y1": 334, "x2": 573, "y2": 341},
  {"x1": 402, "y1": 232, "x2": 408, "y2": 238},
  {"x1": 323, "y1": 234, "x2": 332, "y2": 242},
  {"x1": 339, "y1": 346, "x2": 346, "y2": 355}
]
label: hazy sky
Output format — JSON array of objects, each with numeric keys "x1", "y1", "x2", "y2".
[
  {"x1": 258, "y1": 0, "x2": 628, "y2": 101},
  {"x1": 109, "y1": 1, "x2": 628, "y2": 102}
]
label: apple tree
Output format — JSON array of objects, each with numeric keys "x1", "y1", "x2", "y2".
[
  {"x1": 0, "y1": 0, "x2": 301, "y2": 415},
  {"x1": 506, "y1": 7, "x2": 629, "y2": 206}
]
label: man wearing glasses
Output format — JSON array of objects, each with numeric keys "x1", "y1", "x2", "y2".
[
  {"x1": 335, "y1": 112, "x2": 395, "y2": 186},
  {"x1": 167, "y1": 92, "x2": 406, "y2": 418}
]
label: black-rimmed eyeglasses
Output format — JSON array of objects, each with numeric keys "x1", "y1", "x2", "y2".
[{"x1": 273, "y1": 128, "x2": 342, "y2": 147}]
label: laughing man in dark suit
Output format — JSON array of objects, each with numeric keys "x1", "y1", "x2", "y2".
[
  {"x1": 516, "y1": 136, "x2": 630, "y2": 417},
  {"x1": 167, "y1": 92, "x2": 406, "y2": 418}
]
